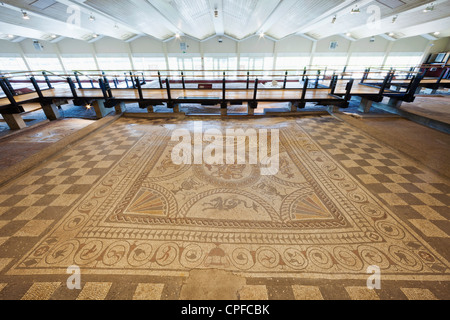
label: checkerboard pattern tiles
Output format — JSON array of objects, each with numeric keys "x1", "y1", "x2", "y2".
[
  {"x1": 0, "y1": 280, "x2": 447, "y2": 300},
  {"x1": 300, "y1": 117, "x2": 450, "y2": 257},
  {"x1": 0, "y1": 119, "x2": 144, "y2": 280}
]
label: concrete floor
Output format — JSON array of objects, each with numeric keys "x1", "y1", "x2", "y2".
[
  {"x1": 0, "y1": 102, "x2": 448, "y2": 300},
  {"x1": 400, "y1": 95, "x2": 450, "y2": 125}
]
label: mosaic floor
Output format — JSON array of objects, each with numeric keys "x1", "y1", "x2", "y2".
[{"x1": 0, "y1": 115, "x2": 448, "y2": 300}]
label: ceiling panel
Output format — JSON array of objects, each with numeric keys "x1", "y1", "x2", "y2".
[
  {"x1": 222, "y1": 0, "x2": 280, "y2": 39},
  {"x1": 304, "y1": 0, "x2": 447, "y2": 39},
  {"x1": 148, "y1": 0, "x2": 215, "y2": 39},
  {"x1": 265, "y1": 0, "x2": 346, "y2": 39},
  {"x1": 85, "y1": 0, "x2": 174, "y2": 39},
  {"x1": 0, "y1": 0, "x2": 139, "y2": 40},
  {"x1": 0, "y1": 0, "x2": 449, "y2": 43}
]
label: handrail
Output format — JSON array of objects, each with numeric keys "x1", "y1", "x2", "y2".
[
  {"x1": 73, "y1": 70, "x2": 96, "y2": 81},
  {"x1": 1, "y1": 66, "x2": 427, "y2": 79}
]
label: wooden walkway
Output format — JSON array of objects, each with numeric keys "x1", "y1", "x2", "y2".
[{"x1": 0, "y1": 82, "x2": 388, "y2": 109}]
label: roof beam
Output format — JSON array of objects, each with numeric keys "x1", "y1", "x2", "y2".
[
  {"x1": 209, "y1": 0, "x2": 224, "y2": 36},
  {"x1": 53, "y1": 0, "x2": 142, "y2": 35},
  {"x1": 0, "y1": 2, "x2": 102, "y2": 41},
  {"x1": 256, "y1": 0, "x2": 295, "y2": 35},
  {"x1": 312, "y1": 0, "x2": 449, "y2": 40},
  {"x1": 139, "y1": 0, "x2": 188, "y2": 37},
  {"x1": 299, "y1": 0, "x2": 367, "y2": 34}
]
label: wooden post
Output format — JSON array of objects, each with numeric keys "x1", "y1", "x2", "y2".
[
  {"x1": 2, "y1": 113, "x2": 26, "y2": 130},
  {"x1": 344, "y1": 79, "x2": 354, "y2": 101}
]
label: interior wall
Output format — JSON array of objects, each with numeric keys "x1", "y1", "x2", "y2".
[
  {"x1": 1, "y1": 35, "x2": 449, "y2": 72},
  {"x1": 275, "y1": 36, "x2": 313, "y2": 53},
  {"x1": 94, "y1": 37, "x2": 131, "y2": 54},
  {"x1": 57, "y1": 38, "x2": 95, "y2": 55},
  {"x1": 202, "y1": 36, "x2": 237, "y2": 53},
  {"x1": 166, "y1": 37, "x2": 201, "y2": 54},
  {"x1": 315, "y1": 35, "x2": 351, "y2": 53},
  {"x1": 351, "y1": 36, "x2": 390, "y2": 53},
  {"x1": 19, "y1": 39, "x2": 58, "y2": 55},
  {"x1": 239, "y1": 36, "x2": 275, "y2": 53},
  {"x1": 0, "y1": 40, "x2": 21, "y2": 54},
  {"x1": 128, "y1": 37, "x2": 164, "y2": 54},
  {"x1": 390, "y1": 36, "x2": 429, "y2": 52}
]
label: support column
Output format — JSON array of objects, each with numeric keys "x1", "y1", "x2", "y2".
[
  {"x1": 41, "y1": 103, "x2": 61, "y2": 121},
  {"x1": 289, "y1": 102, "x2": 299, "y2": 112},
  {"x1": 147, "y1": 105, "x2": 154, "y2": 113},
  {"x1": 326, "y1": 105, "x2": 339, "y2": 113},
  {"x1": 221, "y1": 102, "x2": 227, "y2": 116},
  {"x1": 247, "y1": 103, "x2": 255, "y2": 115},
  {"x1": 358, "y1": 98, "x2": 373, "y2": 113},
  {"x1": 2, "y1": 113, "x2": 26, "y2": 130},
  {"x1": 92, "y1": 99, "x2": 108, "y2": 119},
  {"x1": 387, "y1": 98, "x2": 402, "y2": 108},
  {"x1": 115, "y1": 101, "x2": 126, "y2": 114}
]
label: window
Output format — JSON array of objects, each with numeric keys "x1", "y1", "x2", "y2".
[
  {"x1": 347, "y1": 54, "x2": 384, "y2": 69},
  {"x1": 275, "y1": 56, "x2": 309, "y2": 71},
  {"x1": 203, "y1": 55, "x2": 238, "y2": 77},
  {"x1": 311, "y1": 55, "x2": 347, "y2": 70},
  {"x1": 384, "y1": 53, "x2": 422, "y2": 69},
  {"x1": 26, "y1": 55, "x2": 63, "y2": 72},
  {"x1": 0, "y1": 56, "x2": 28, "y2": 71},
  {"x1": 132, "y1": 56, "x2": 167, "y2": 70},
  {"x1": 61, "y1": 55, "x2": 97, "y2": 72},
  {"x1": 96, "y1": 55, "x2": 131, "y2": 70}
]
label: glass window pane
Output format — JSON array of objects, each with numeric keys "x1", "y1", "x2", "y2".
[
  {"x1": 96, "y1": 56, "x2": 131, "y2": 70},
  {"x1": 183, "y1": 58, "x2": 193, "y2": 70},
  {"x1": 0, "y1": 56, "x2": 27, "y2": 71},
  {"x1": 347, "y1": 55, "x2": 384, "y2": 69},
  {"x1": 26, "y1": 56, "x2": 62, "y2": 72},
  {"x1": 168, "y1": 57, "x2": 179, "y2": 70},
  {"x1": 311, "y1": 56, "x2": 347, "y2": 70},
  {"x1": 132, "y1": 56, "x2": 166, "y2": 70},
  {"x1": 193, "y1": 57, "x2": 202, "y2": 70},
  {"x1": 275, "y1": 57, "x2": 309, "y2": 70},
  {"x1": 62, "y1": 56, "x2": 97, "y2": 71},
  {"x1": 384, "y1": 54, "x2": 422, "y2": 69}
]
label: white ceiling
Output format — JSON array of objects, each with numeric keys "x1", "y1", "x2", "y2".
[{"x1": 0, "y1": 0, "x2": 449, "y2": 43}]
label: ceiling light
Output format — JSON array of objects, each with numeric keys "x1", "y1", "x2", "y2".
[
  {"x1": 434, "y1": 31, "x2": 440, "y2": 36},
  {"x1": 392, "y1": 15, "x2": 398, "y2": 23},
  {"x1": 346, "y1": 32, "x2": 351, "y2": 37},
  {"x1": 331, "y1": 15, "x2": 337, "y2": 24},
  {"x1": 7, "y1": 34, "x2": 14, "y2": 38},
  {"x1": 89, "y1": 14, "x2": 95, "y2": 21},
  {"x1": 175, "y1": 33, "x2": 180, "y2": 38},
  {"x1": 22, "y1": 10, "x2": 30, "y2": 20},
  {"x1": 259, "y1": 31, "x2": 265, "y2": 38},
  {"x1": 51, "y1": 34, "x2": 57, "y2": 38},
  {"x1": 423, "y1": 3, "x2": 434, "y2": 12},
  {"x1": 92, "y1": 33, "x2": 98, "y2": 38},
  {"x1": 389, "y1": 32, "x2": 395, "y2": 36},
  {"x1": 351, "y1": 6, "x2": 360, "y2": 14}
]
